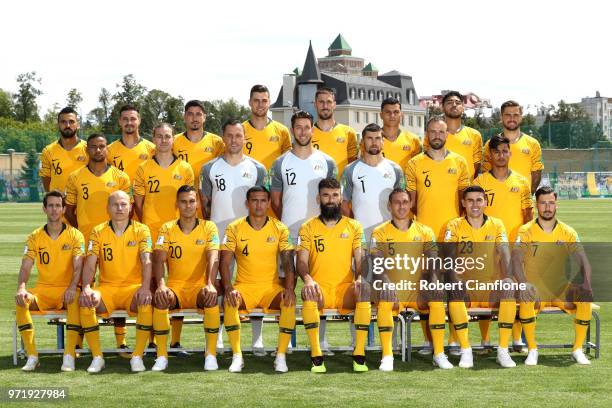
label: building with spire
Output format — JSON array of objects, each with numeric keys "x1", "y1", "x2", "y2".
[{"x1": 271, "y1": 34, "x2": 425, "y2": 137}]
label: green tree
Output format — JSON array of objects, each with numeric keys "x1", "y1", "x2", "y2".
[
  {"x1": 43, "y1": 103, "x2": 61, "y2": 125},
  {"x1": 140, "y1": 89, "x2": 184, "y2": 135},
  {"x1": 108, "y1": 74, "x2": 148, "y2": 134},
  {"x1": 66, "y1": 88, "x2": 83, "y2": 112},
  {"x1": 0, "y1": 88, "x2": 14, "y2": 118},
  {"x1": 202, "y1": 99, "x2": 250, "y2": 135},
  {"x1": 540, "y1": 100, "x2": 605, "y2": 148},
  {"x1": 13, "y1": 71, "x2": 42, "y2": 122},
  {"x1": 20, "y1": 149, "x2": 40, "y2": 202},
  {"x1": 87, "y1": 88, "x2": 113, "y2": 133}
]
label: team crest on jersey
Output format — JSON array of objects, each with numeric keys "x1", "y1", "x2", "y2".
[
  {"x1": 173, "y1": 174, "x2": 183, "y2": 180},
  {"x1": 242, "y1": 172, "x2": 253, "y2": 179},
  {"x1": 106, "y1": 181, "x2": 117, "y2": 187},
  {"x1": 269, "y1": 135, "x2": 280, "y2": 142},
  {"x1": 62, "y1": 243, "x2": 71, "y2": 250},
  {"x1": 77, "y1": 155, "x2": 86, "y2": 162},
  {"x1": 340, "y1": 232, "x2": 349, "y2": 239},
  {"x1": 555, "y1": 240, "x2": 565, "y2": 245},
  {"x1": 139, "y1": 154, "x2": 149, "y2": 160},
  {"x1": 205, "y1": 147, "x2": 214, "y2": 152},
  {"x1": 413, "y1": 236, "x2": 422, "y2": 241},
  {"x1": 314, "y1": 164, "x2": 324, "y2": 171},
  {"x1": 447, "y1": 168, "x2": 457, "y2": 174},
  {"x1": 336, "y1": 137, "x2": 346, "y2": 143},
  {"x1": 383, "y1": 172, "x2": 392, "y2": 179},
  {"x1": 402, "y1": 145, "x2": 411, "y2": 151},
  {"x1": 462, "y1": 139, "x2": 472, "y2": 145},
  {"x1": 510, "y1": 186, "x2": 519, "y2": 193},
  {"x1": 521, "y1": 148, "x2": 530, "y2": 155},
  {"x1": 266, "y1": 236, "x2": 276, "y2": 243},
  {"x1": 485, "y1": 235, "x2": 493, "y2": 241},
  {"x1": 195, "y1": 239, "x2": 205, "y2": 245},
  {"x1": 127, "y1": 240, "x2": 137, "y2": 247}
]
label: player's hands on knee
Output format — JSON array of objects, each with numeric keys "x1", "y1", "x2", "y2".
[
  {"x1": 281, "y1": 288, "x2": 296, "y2": 307},
  {"x1": 354, "y1": 278, "x2": 371, "y2": 302},
  {"x1": 154, "y1": 284, "x2": 173, "y2": 308},
  {"x1": 136, "y1": 285, "x2": 153, "y2": 306},
  {"x1": 79, "y1": 286, "x2": 97, "y2": 308},
  {"x1": 518, "y1": 283, "x2": 537, "y2": 303},
  {"x1": 301, "y1": 276, "x2": 320, "y2": 302},
  {"x1": 15, "y1": 288, "x2": 30, "y2": 307},
  {"x1": 63, "y1": 285, "x2": 77, "y2": 306},
  {"x1": 202, "y1": 283, "x2": 218, "y2": 306},
  {"x1": 225, "y1": 288, "x2": 241, "y2": 308}
]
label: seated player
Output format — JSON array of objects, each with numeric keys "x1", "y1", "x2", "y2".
[
  {"x1": 296, "y1": 177, "x2": 370, "y2": 373},
  {"x1": 370, "y1": 188, "x2": 451, "y2": 370},
  {"x1": 443, "y1": 185, "x2": 516, "y2": 368},
  {"x1": 221, "y1": 186, "x2": 296, "y2": 373},
  {"x1": 151, "y1": 185, "x2": 221, "y2": 371},
  {"x1": 15, "y1": 190, "x2": 85, "y2": 372},
  {"x1": 79, "y1": 191, "x2": 154, "y2": 373},
  {"x1": 512, "y1": 186, "x2": 593, "y2": 366}
]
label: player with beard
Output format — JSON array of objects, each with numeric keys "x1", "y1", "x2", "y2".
[
  {"x1": 311, "y1": 87, "x2": 358, "y2": 176},
  {"x1": 297, "y1": 178, "x2": 370, "y2": 373},
  {"x1": 512, "y1": 186, "x2": 593, "y2": 365},
  {"x1": 242, "y1": 85, "x2": 291, "y2": 169},
  {"x1": 40, "y1": 107, "x2": 88, "y2": 192},
  {"x1": 483, "y1": 101, "x2": 543, "y2": 193},
  {"x1": 423, "y1": 91, "x2": 482, "y2": 179}
]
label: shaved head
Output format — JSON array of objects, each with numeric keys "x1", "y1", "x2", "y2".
[
  {"x1": 109, "y1": 190, "x2": 130, "y2": 204},
  {"x1": 107, "y1": 190, "x2": 131, "y2": 221}
]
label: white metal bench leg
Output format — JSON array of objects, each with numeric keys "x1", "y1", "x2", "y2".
[{"x1": 13, "y1": 318, "x2": 18, "y2": 366}]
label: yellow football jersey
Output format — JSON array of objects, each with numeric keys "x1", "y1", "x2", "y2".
[
  {"x1": 382, "y1": 130, "x2": 422, "y2": 169},
  {"x1": 133, "y1": 157, "x2": 194, "y2": 236},
  {"x1": 222, "y1": 217, "x2": 293, "y2": 285},
  {"x1": 155, "y1": 219, "x2": 219, "y2": 285},
  {"x1": 515, "y1": 219, "x2": 581, "y2": 298},
  {"x1": 172, "y1": 132, "x2": 224, "y2": 190},
  {"x1": 298, "y1": 216, "x2": 365, "y2": 288},
  {"x1": 88, "y1": 220, "x2": 152, "y2": 286},
  {"x1": 107, "y1": 137, "x2": 156, "y2": 180},
  {"x1": 65, "y1": 165, "x2": 131, "y2": 241},
  {"x1": 444, "y1": 216, "x2": 508, "y2": 281},
  {"x1": 474, "y1": 171, "x2": 532, "y2": 241},
  {"x1": 243, "y1": 120, "x2": 292, "y2": 169},
  {"x1": 312, "y1": 123, "x2": 358, "y2": 176},
  {"x1": 424, "y1": 126, "x2": 482, "y2": 175},
  {"x1": 23, "y1": 224, "x2": 85, "y2": 287},
  {"x1": 39, "y1": 139, "x2": 88, "y2": 192},
  {"x1": 405, "y1": 152, "x2": 470, "y2": 240},
  {"x1": 483, "y1": 133, "x2": 544, "y2": 186}
]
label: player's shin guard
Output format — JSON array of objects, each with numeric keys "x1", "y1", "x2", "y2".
[
  {"x1": 428, "y1": 302, "x2": 446, "y2": 355},
  {"x1": 223, "y1": 305, "x2": 241, "y2": 355},
  {"x1": 80, "y1": 307, "x2": 102, "y2": 357},
  {"x1": 277, "y1": 305, "x2": 296, "y2": 354},
  {"x1": 498, "y1": 300, "x2": 516, "y2": 349},
  {"x1": 302, "y1": 301, "x2": 321, "y2": 357},
  {"x1": 133, "y1": 305, "x2": 153, "y2": 357},
  {"x1": 573, "y1": 302, "x2": 592, "y2": 351},
  {"x1": 65, "y1": 299, "x2": 81, "y2": 357},
  {"x1": 153, "y1": 308, "x2": 170, "y2": 358},
  {"x1": 204, "y1": 306, "x2": 220, "y2": 356},
  {"x1": 448, "y1": 301, "x2": 470, "y2": 349},
  {"x1": 377, "y1": 302, "x2": 394, "y2": 357},
  {"x1": 171, "y1": 317, "x2": 183, "y2": 345},
  {"x1": 519, "y1": 302, "x2": 537, "y2": 350},
  {"x1": 16, "y1": 304, "x2": 36, "y2": 357},
  {"x1": 479, "y1": 318, "x2": 491, "y2": 343},
  {"x1": 353, "y1": 302, "x2": 371, "y2": 356}
]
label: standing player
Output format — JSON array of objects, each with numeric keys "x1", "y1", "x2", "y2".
[
  {"x1": 483, "y1": 100, "x2": 544, "y2": 193},
  {"x1": 297, "y1": 178, "x2": 370, "y2": 373},
  {"x1": 65, "y1": 134, "x2": 131, "y2": 243},
  {"x1": 78, "y1": 191, "x2": 154, "y2": 373},
  {"x1": 443, "y1": 185, "x2": 516, "y2": 368},
  {"x1": 243, "y1": 84, "x2": 291, "y2": 169},
  {"x1": 513, "y1": 186, "x2": 593, "y2": 366},
  {"x1": 152, "y1": 185, "x2": 221, "y2": 371},
  {"x1": 107, "y1": 104, "x2": 156, "y2": 181},
  {"x1": 39, "y1": 107, "x2": 88, "y2": 193},
  {"x1": 370, "y1": 188, "x2": 451, "y2": 370},
  {"x1": 379, "y1": 97, "x2": 421, "y2": 169},
  {"x1": 133, "y1": 123, "x2": 194, "y2": 243},
  {"x1": 424, "y1": 91, "x2": 482, "y2": 179},
  {"x1": 15, "y1": 190, "x2": 85, "y2": 372},
  {"x1": 341, "y1": 123, "x2": 405, "y2": 240},
  {"x1": 312, "y1": 87, "x2": 358, "y2": 176},
  {"x1": 221, "y1": 186, "x2": 296, "y2": 372}
]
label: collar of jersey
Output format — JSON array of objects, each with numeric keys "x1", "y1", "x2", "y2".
[
  {"x1": 535, "y1": 218, "x2": 558, "y2": 233},
  {"x1": 119, "y1": 136, "x2": 143, "y2": 147},
  {"x1": 153, "y1": 154, "x2": 177, "y2": 167},
  {"x1": 246, "y1": 216, "x2": 269, "y2": 230},
  {"x1": 463, "y1": 214, "x2": 489, "y2": 229},
  {"x1": 44, "y1": 222, "x2": 67, "y2": 238},
  {"x1": 109, "y1": 219, "x2": 132, "y2": 233},
  {"x1": 177, "y1": 218, "x2": 199, "y2": 232}
]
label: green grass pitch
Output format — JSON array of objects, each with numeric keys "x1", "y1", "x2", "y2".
[{"x1": 0, "y1": 200, "x2": 610, "y2": 407}]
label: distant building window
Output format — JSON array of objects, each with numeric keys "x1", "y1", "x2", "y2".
[
  {"x1": 377, "y1": 91, "x2": 384, "y2": 100},
  {"x1": 359, "y1": 89, "x2": 365, "y2": 99},
  {"x1": 401, "y1": 116, "x2": 405, "y2": 126},
  {"x1": 409, "y1": 115, "x2": 414, "y2": 126},
  {"x1": 387, "y1": 92, "x2": 393, "y2": 99},
  {"x1": 417, "y1": 116, "x2": 422, "y2": 128},
  {"x1": 355, "y1": 111, "x2": 360, "y2": 123},
  {"x1": 395, "y1": 93, "x2": 401, "y2": 102},
  {"x1": 350, "y1": 88, "x2": 356, "y2": 99},
  {"x1": 369, "y1": 90, "x2": 375, "y2": 101},
  {"x1": 364, "y1": 112, "x2": 369, "y2": 123}
]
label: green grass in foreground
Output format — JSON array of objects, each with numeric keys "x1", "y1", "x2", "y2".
[{"x1": 0, "y1": 200, "x2": 611, "y2": 407}]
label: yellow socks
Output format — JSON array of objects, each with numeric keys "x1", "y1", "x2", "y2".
[
  {"x1": 133, "y1": 305, "x2": 153, "y2": 357},
  {"x1": 204, "y1": 306, "x2": 220, "y2": 356},
  {"x1": 519, "y1": 302, "x2": 537, "y2": 350},
  {"x1": 498, "y1": 300, "x2": 516, "y2": 349},
  {"x1": 377, "y1": 302, "x2": 394, "y2": 358},
  {"x1": 573, "y1": 302, "x2": 592, "y2": 351},
  {"x1": 277, "y1": 305, "x2": 296, "y2": 355},
  {"x1": 171, "y1": 317, "x2": 184, "y2": 345},
  {"x1": 428, "y1": 301, "x2": 446, "y2": 355},
  {"x1": 448, "y1": 301, "x2": 470, "y2": 349},
  {"x1": 302, "y1": 301, "x2": 321, "y2": 357},
  {"x1": 224, "y1": 305, "x2": 241, "y2": 355},
  {"x1": 65, "y1": 299, "x2": 81, "y2": 357},
  {"x1": 153, "y1": 308, "x2": 170, "y2": 358},
  {"x1": 16, "y1": 304, "x2": 36, "y2": 357},
  {"x1": 353, "y1": 302, "x2": 371, "y2": 356},
  {"x1": 80, "y1": 306, "x2": 102, "y2": 357}
]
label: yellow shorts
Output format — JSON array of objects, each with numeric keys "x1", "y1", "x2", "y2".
[
  {"x1": 234, "y1": 282, "x2": 284, "y2": 313},
  {"x1": 398, "y1": 302, "x2": 429, "y2": 315},
  {"x1": 468, "y1": 301, "x2": 496, "y2": 308},
  {"x1": 319, "y1": 282, "x2": 354, "y2": 314},
  {"x1": 535, "y1": 300, "x2": 585, "y2": 314},
  {"x1": 97, "y1": 284, "x2": 141, "y2": 316},
  {"x1": 30, "y1": 286, "x2": 69, "y2": 311},
  {"x1": 168, "y1": 282, "x2": 203, "y2": 310}
]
